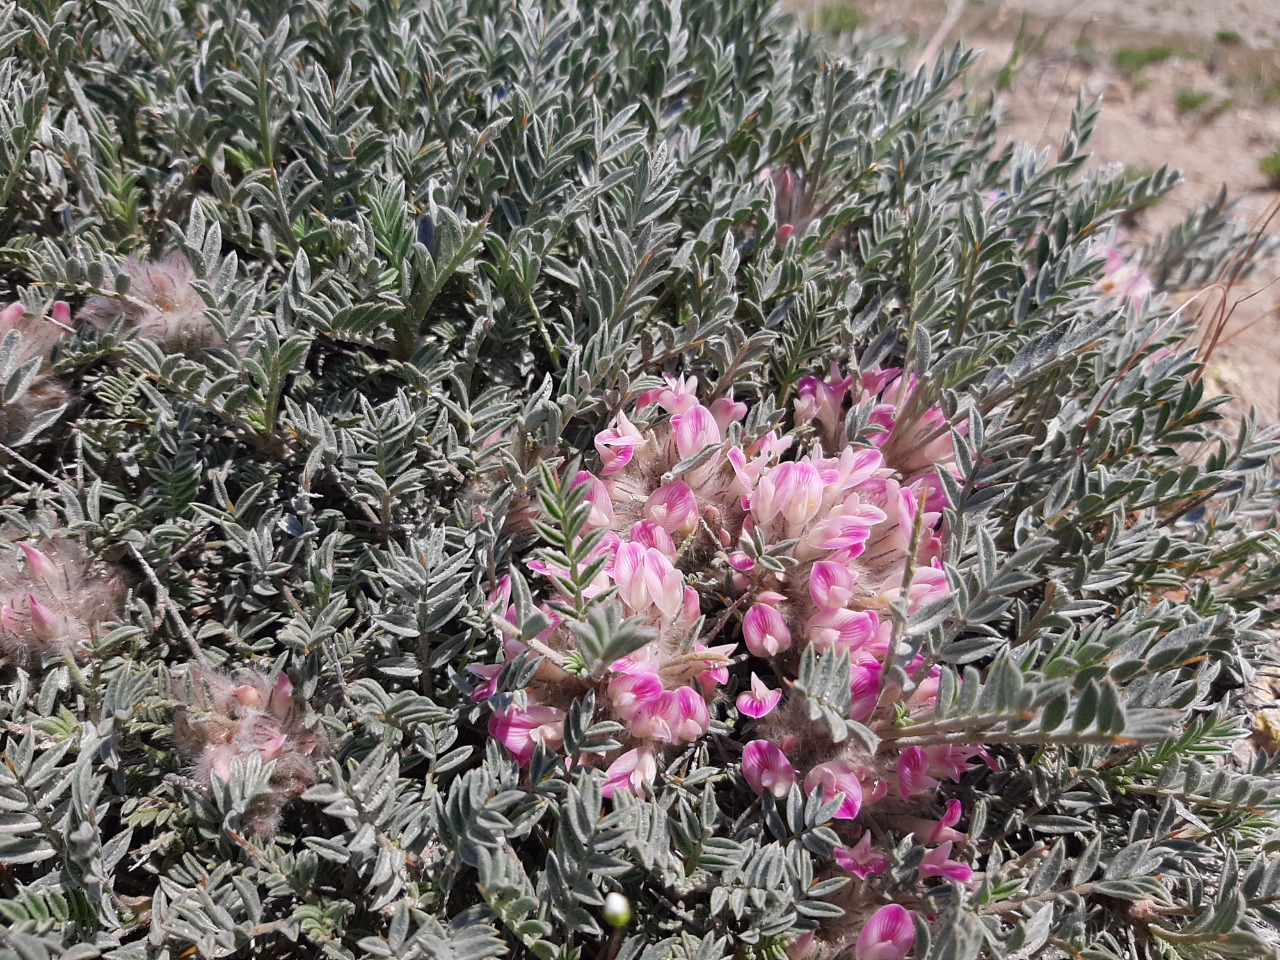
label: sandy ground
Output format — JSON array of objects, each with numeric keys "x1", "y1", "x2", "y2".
[{"x1": 797, "y1": 0, "x2": 1280, "y2": 419}]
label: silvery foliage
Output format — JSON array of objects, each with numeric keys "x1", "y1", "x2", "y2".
[{"x1": 0, "y1": 0, "x2": 1277, "y2": 958}]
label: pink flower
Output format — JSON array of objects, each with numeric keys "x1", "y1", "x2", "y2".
[
  {"x1": 743, "y1": 603, "x2": 792, "y2": 658},
  {"x1": 786, "y1": 931, "x2": 816, "y2": 960},
  {"x1": 806, "y1": 608, "x2": 878, "y2": 653},
  {"x1": 832, "y1": 446, "x2": 884, "y2": 490},
  {"x1": 804, "y1": 760, "x2": 863, "y2": 819},
  {"x1": 602, "y1": 748, "x2": 658, "y2": 797},
  {"x1": 805, "y1": 514, "x2": 877, "y2": 558},
  {"x1": 26, "y1": 594, "x2": 60, "y2": 640},
  {"x1": 570, "y1": 471, "x2": 615, "y2": 528},
  {"x1": 613, "y1": 544, "x2": 684, "y2": 619},
  {"x1": 629, "y1": 520, "x2": 676, "y2": 555},
  {"x1": 920, "y1": 841, "x2": 972, "y2": 882},
  {"x1": 690, "y1": 641, "x2": 734, "y2": 693},
  {"x1": 835, "y1": 831, "x2": 889, "y2": 879},
  {"x1": 899, "y1": 799, "x2": 966, "y2": 846},
  {"x1": 668, "y1": 687, "x2": 711, "y2": 742},
  {"x1": 710, "y1": 393, "x2": 748, "y2": 430},
  {"x1": 882, "y1": 563, "x2": 951, "y2": 614},
  {"x1": 923, "y1": 744, "x2": 985, "y2": 782},
  {"x1": 654, "y1": 374, "x2": 699, "y2": 414},
  {"x1": 0, "y1": 302, "x2": 23, "y2": 329},
  {"x1": 486, "y1": 575, "x2": 512, "y2": 611},
  {"x1": 467, "y1": 663, "x2": 503, "y2": 701},
  {"x1": 1097, "y1": 244, "x2": 1153, "y2": 302},
  {"x1": 906, "y1": 664, "x2": 942, "y2": 715},
  {"x1": 607, "y1": 670, "x2": 664, "y2": 721},
  {"x1": 855, "y1": 904, "x2": 915, "y2": 960},
  {"x1": 849, "y1": 661, "x2": 883, "y2": 720},
  {"x1": 488, "y1": 704, "x2": 566, "y2": 765},
  {"x1": 897, "y1": 746, "x2": 940, "y2": 798},
  {"x1": 809, "y1": 560, "x2": 858, "y2": 609},
  {"x1": 267, "y1": 673, "x2": 294, "y2": 720},
  {"x1": 794, "y1": 366, "x2": 851, "y2": 435},
  {"x1": 629, "y1": 690, "x2": 677, "y2": 741},
  {"x1": 595, "y1": 412, "x2": 646, "y2": 475},
  {"x1": 673, "y1": 404, "x2": 721, "y2": 461},
  {"x1": 737, "y1": 673, "x2": 782, "y2": 719},
  {"x1": 645, "y1": 482, "x2": 698, "y2": 535},
  {"x1": 742, "y1": 740, "x2": 795, "y2": 799},
  {"x1": 754, "y1": 461, "x2": 824, "y2": 530}
]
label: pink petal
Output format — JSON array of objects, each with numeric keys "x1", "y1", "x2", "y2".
[
  {"x1": 736, "y1": 673, "x2": 782, "y2": 719},
  {"x1": 855, "y1": 904, "x2": 915, "y2": 960}
]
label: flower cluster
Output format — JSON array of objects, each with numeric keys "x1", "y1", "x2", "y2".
[
  {"x1": 81, "y1": 253, "x2": 225, "y2": 352},
  {"x1": 481, "y1": 365, "x2": 983, "y2": 951},
  {"x1": 0, "y1": 300, "x2": 78, "y2": 442},
  {"x1": 0, "y1": 530, "x2": 123, "y2": 662},
  {"x1": 171, "y1": 666, "x2": 326, "y2": 836}
]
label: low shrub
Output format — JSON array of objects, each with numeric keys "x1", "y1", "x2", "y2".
[{"x1": 0, "y1": 2, "x2": 1278, "y2": 959}]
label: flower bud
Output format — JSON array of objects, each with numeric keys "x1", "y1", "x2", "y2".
[{"x1": 603, "y1": 892, "x2": 632, "y2": 928}]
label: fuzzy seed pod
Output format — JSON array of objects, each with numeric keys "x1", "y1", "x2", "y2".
[{"x1": 80, "y1": 253, "x2": 224, "y2": 353}]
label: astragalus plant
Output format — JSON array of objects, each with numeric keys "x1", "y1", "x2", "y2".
[{"x1": 0, "y1": 1, "x2": 1278, "y2": 959}]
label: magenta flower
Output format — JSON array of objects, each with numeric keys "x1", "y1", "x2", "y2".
[
  {"x1": 613, "y1": 543, "x2": 684, "y2": 620},
  {"x1": 743, "y1": 603, "x2": 792, "y2": 657},
  {"x1": 897, "y1": 746, "x2": 940, "y2": 797},
  {"x1": 668, "y1": 687, "x2": 711, "y2": 742},
  {"x1": 794, "y1": 365, "x2": 852, "y2": 436},
  {"x1": 742, "y1": 740, "x2": 796, "y2": 799},
  {"x1": 849, "y1": 661, "x2": 883, "y2": 720},
  {"x1": 629, "y1": 519, "x2": 676, "y2": 555},
  {"x1": 595, "y1": 411, "x2": 647, "y2": 475},
  {"x1": 467, "y1": 663, "x2": 503, "y2": 701},
  {"x1": 804, "y1": 760, "x2": 863, "y2": 819},
  {"x1": 0, "y1": 533, "x2": 122, "y2": 661},
  {"x1": 737, "y1": 673, "x2": 782, "y2": 719},
  {"x1": 651, "y1": 374, "x2": 699, "y2": 414},
  {"x1": 488, "y1": 704, "x2": 566, "y2": 765},
  {"x1": 920, "y1": 840, "x2": 972, "y2": 882},
  {"x1": 898, "y1": 799, "x2": 966, "y2": 846},
  {"x1": 835, "y1": 831, "x2": 889, "y2": 879},
  {"x1": 855, "y1": 904, "x2": 915, "y2": 960},
  {"x1": 923, "y1": 743, "x2": 985, "y2": 781}
]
